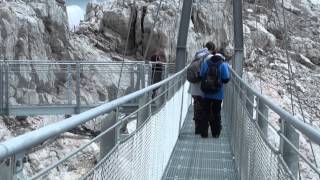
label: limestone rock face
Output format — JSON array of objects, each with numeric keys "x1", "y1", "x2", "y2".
[
  {"x1": 307, "y1": 48, "x2": 320, "y2": 65},
  {"x1": 0, "y1": 0, "x2": 71, "y2": 60},
  {"x1": 0, "y1": 0, "x2": 320, "y2": 179},
  {"x1": 246, "y1": 20, "x2": 276, "y2": 50},
  {"x1": 80, "y1": 0, "x2": 233, "y2": 61}
]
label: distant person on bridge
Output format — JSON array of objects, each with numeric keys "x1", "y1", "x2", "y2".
[
  {"x1": 150, "y1": 50, "x2": 165, "y2": 99},
  {"x1": 187, "y1": 42, "x2": 216, "y2": 134},
  {"x1": 199, "y1": 51, "x2": 230, "y2": 138}
]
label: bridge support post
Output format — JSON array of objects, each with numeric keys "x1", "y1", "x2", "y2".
[
  {"x1": 137, "y1": 93, "x2": 151, "y2": 127},
  {"x1": 100, "y1": 111, "x2": 117, "y2": 160},
  {"x1": 175, "y1": 0, "x2": 193, "y2": 72},
  {"x1": 280, "y1": 120, "x2": 299, "y2": 179},
  {"x1": 0, "y1": 63, "x2": 3, "y2": 115},
  {"x1": 0, "y1": 157, "x2": 12, "y2": 180},
  {"x1": 240, "y1": 88, "x2": 254, "y2": 180},
  {"x1": 245, "y1": 89, "x2": 254, "y2": 117},
  {"x1": 178, "y1": 76, "x2": 185, "y2": 132},
  {"x1": 257, "y1": 98, "x2": 268, "y2": 136},
  {"x1": 233, "y1": 0, "x2": 244, "y2": 77},
  {"x1": 75, "y1": 63, "x2": 81, "y2": 114},
  {"x1": 4, "y1": 63, "x2": 9, "y2": 116},
  {"x1": 0, "y1": 152, "x2": 25, "y2": 180},
  {"x1": 67, "y1": 64, "x2": 72, "y2": 105},
  {"x1": 137, "y1": 65, "x2": 151, "y2": 127}
]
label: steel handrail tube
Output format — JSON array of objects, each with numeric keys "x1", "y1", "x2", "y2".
[
  {"x1": 229, "y1": 67, "x2": 320, "y2": 145},
  {"x1": 0, "y1": 67, "x2": 187, "y2": 161}
]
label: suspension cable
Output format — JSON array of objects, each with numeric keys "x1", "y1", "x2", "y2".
[
  {"x1": 116, "y1": 0, "x2": 164, "y2": 99},
  {"x1": 279, "y1": 0, "x2": 320, "y2": 177},
  {"x1": 116, "y1": 0, "x2": 136, "y2": 98},
  {"x1": 143, "y1": 0, "x2": 164, "y2": 63},
  {"x1": 254, "y1": 2, "x2": 263, "y2": 94}
]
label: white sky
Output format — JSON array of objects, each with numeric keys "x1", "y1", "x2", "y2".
[{"x1": 66, "y1": 5, "x2": 85, "y2": 30}]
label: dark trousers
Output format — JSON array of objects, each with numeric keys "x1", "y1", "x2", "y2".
[
  {"x1": 199, "y1": 99, "x2": 222, "y2": 137},
  {"x1": 192, "y1": 96, "x2": 203, "y2": 133}
]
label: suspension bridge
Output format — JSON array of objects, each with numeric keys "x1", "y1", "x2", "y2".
[{"x1": 0, "y1": 0, "x2": 320, "y2": 179}]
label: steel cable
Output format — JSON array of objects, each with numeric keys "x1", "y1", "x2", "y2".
[
  {"x1": 278, "y1": 0, "x2": 320, "y2": 178},
  {"x1": 116, "y1": 0, "x2": 137, "y2": 98},
  {"x1": 143, "y1": 0, "x2": 164, "y2": 62}
]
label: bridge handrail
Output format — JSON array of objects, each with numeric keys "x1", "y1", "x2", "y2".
[
  {"x1": 0, "y1": 60, "x2": 175, "y2": 66},
  {"x1": 0, "y1": 66, "x2": 187, "y2": 161},
  {"x1": 229, "y1": 67, "x2": 320, "y2": 145}
]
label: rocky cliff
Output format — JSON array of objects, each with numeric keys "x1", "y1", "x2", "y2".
[{"x1": 0, "y1": 0, "x2": 320, "y2": 179}]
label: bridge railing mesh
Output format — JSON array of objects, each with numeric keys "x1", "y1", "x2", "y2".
[
  {"x1": 84, "y1": 81, "x2": 190, "y2": 180},
  {"x1": 0, "y1": 61, "x2": 175, "y2": 115},
  {"x1": 224, "y1": 68, "x2": 320, "y2": 180},
  {"x1": 0, "y1": 66, "x2": 190, "y2": 180}
]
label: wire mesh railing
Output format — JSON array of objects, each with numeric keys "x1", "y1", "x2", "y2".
[
  {"x1": 0, "y1": 65, "x2": 190, "y2": 179},
  {"x1": 224, "y1": 67, "x2": 320, "y2": 180},
  {"x1": 0, "y1": 60, "x2": 175, "y2": 116}
]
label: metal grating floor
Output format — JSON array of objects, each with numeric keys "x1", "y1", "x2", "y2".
[{"x1": 162, "y1": 107, "x2": 236, "y2": 180}]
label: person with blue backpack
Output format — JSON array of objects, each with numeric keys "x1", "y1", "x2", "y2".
[
  {"x1": 199, "y1": 52, "x2": 230, "y2": 138},
  {"x1": 187, "y1": 42, "x2": 216, "y2": 134}
]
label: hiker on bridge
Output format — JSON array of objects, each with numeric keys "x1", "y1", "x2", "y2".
[
  {"x1": 199, "y1": 51, "x2": 230, "y2": 138},
  {"x1": 187, "y1": 42, "x2": 216, "y2": 134},
  {"x1": 150, "y1": 50, "x2": 165, "y2": 99}
]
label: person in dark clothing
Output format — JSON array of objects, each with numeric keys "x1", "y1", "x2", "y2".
[
  {"x1": 199, "y1": 53, "x2": 230, "y2": 138},
  {"x1": 150, "y1": 52, "x2": 164, "y2": 98}
]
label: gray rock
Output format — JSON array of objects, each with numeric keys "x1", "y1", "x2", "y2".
[
  {"x1": 307, "y1": 48, "x2": 320, "y2": 65},
  {"x1": 246, "y1": 20, "x2": 276, "y2": 49},
  {"x1": 292, "y1": 53, "x2": 317, "y2": 70},
  {"x1": 22, "y1": 90, "x2": 40, "y2": 105}
]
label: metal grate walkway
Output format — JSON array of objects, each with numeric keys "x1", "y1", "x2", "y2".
[{"x1": 162, "y1": 106, "x2": 236, "y2": 180}]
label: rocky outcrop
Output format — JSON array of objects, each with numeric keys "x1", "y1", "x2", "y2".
[
  {"x1": 244, "y1": 1, "x2": 320, "y2": 178},
  {"x1": 0, "y1": 0, "x2": 71, "y2": 60},
  {"x1": 79, "y1": 0, "x2": 233, "y2": 61},
  {"x1": 1, "y1": 0, "x2": 320, "y2": 178}
]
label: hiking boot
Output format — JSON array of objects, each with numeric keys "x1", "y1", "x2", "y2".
[
  {"x1": 195, "y1": 128, "x2": 201, "y2": 135},
  {"x1": 212, "y1": 134, "x2": 220, "y2": 138},
  {"x1": 201, "y1": 133, "x2": 208, "y2": 138}
]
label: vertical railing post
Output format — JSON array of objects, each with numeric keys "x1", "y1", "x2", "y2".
[
  {"x1": 0, "y1": 158, "x2": 13, "y2": 180},
  {"x1": 0, "y1": 63, "x2": 3, "y2": 115},
  {"x1": 67, "y1": 64, "x2": 72, "y2": 105},
  {"x1": 178, "y1": 76, "x2": 185, "y2": 133},
  {"x1": 240, "y1": 87, "x2": 253, "y2": 180},
  {"x1": 75, "y1": 63, "x2": 81, "y2": 114},
  {"x1": 129, "y1": 64, "x2": 135, "y2": 91},
  {"x1": 233, "y1": 0, "x2": 244, "y2": 77},
  {"x1": 164, "y1": 64, "x2": 169, "y2": 101},
  {"x1": 229, "y1": 76, "x2": 237, "y2": 153},
  {"x1": 245, "y1": 88, "x2": 254, "y2": 118},
  {"x1": 137, "y1": 93, "x2": 151, "y2": 127},
  {"x1": 100, "y1": 111, "x2": 117, "y2": 160},
  {"x1": 13, "y1": 152, "x2": 25, "y2": 180},
  {"x1": 137, "y1": 64, "x2": 151, "y2": 127},
  {"x1": 257, "y1": 98, "x2": 268, "y2": 136},
  {"x1": 136, "y1": 64, "x2": 141, "y2": 91},
  {"x1": 115, "y1": 107, "x2": 120, "y2": 142},
  {"x1": 135, "y1": 64, "x2": 142, "y2": 106},
  {"x1": 0, "y1": 152, "x2": 25, "y2": 180},
  {"x1": 139, "y1": 64, "x2": 146, "y2": 89},
  {"x1": 5, "y1": 63, "x2": 9, "y2": 116},
  {"x1": 280, "y1": 120, "x2": 299, "y2": 179}
]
